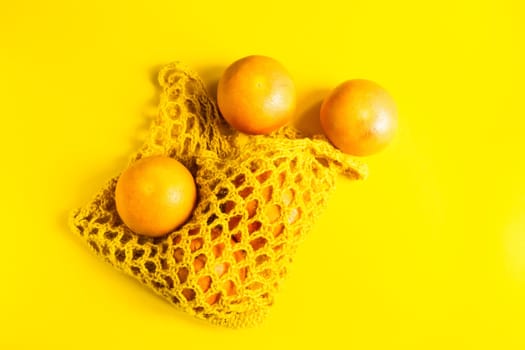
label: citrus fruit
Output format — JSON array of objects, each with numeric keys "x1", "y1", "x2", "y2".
[
  {"x1": 217, "y1": 55, "x2": 296, "y2": 134},
  {"x1": 115, "y1": 155, "x2": 197, "y2": 237},
  {"x1": 320, "y1": 79, "x2": 398, "y2": 156}
]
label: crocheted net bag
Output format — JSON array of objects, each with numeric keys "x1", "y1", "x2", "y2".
[{"x1": 70, "y1": 62, "x2": 367, "y2": 328}]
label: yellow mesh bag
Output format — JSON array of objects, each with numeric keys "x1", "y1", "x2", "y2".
[{"x1": 69, "y1": 62, "x2": 368, "y2": 328}]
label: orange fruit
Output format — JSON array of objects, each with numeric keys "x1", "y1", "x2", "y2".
[
  {"x1": 115, "y1": 155, "x2": 197, "y2": 237},
  {"x1": 320, "y1": 79, "x2": 398, "y2": 156},
  {"x1": 217, "y1": 55, "x2": 296, "y2": 134}
]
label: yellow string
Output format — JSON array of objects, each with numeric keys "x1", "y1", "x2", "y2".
[{"x1": 69, "y1": 62, "x2": 367, "y2": 328}]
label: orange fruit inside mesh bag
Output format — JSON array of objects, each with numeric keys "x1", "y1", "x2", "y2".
[{"x1": 69, "y1": 62, "x2": 367, "y2": 328}]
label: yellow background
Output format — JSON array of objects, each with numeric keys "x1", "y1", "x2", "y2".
[{"x1": 2, "y1": 0, "x2": 524, "y2": 348}]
